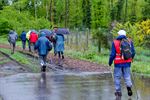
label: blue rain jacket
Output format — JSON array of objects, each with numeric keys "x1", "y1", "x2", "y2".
[
  {"x1": 34, "y1": 32, "x2": 52, "y2": 56},
  {"x1": 20, "y1": 31, "x2": 26, "y2": 41},
  {"x1": 56, "y1": 34, "x2": 65, "y2": 52},
  {"x1": 109, "y1": 35, "x2": 136, "y2": 68}
]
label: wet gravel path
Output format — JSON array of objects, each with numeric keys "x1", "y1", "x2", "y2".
[{"x1": 0, "y1": 43, "x2": 111, "y2": 73}]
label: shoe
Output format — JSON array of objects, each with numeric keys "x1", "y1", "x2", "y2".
[
  {"x1": 62, "y1": 55, "x2": 64, "y2": 59},
  {"x1": 41, "y1": 66, "x2": 46, "y2": 72},
  {"x1": 127, "y1": 87, "x2": 133, "y2": 96}
]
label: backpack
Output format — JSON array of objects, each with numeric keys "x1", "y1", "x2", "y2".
[{"x1": 120, "y1": 38, "x2": 132, "y2": 60}]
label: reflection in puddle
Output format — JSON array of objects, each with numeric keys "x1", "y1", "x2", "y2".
[{"x1": 0, "y1": 73, "x2": 149, "y2": 100}]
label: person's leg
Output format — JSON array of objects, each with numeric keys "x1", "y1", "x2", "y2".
[
  {"x1": 30, "y1": 43, "x2": 34, "y2": 52},
  {"x1": 22, "y1": 41, "x2": 25, "y2": 50},
  {"x1": 39, "y1": 55, "x2": 46, "y2": 72},
  {"x1": 28, "y1": 40, "x2": 31, "y2": 52},
  {"x1": 12, "y1": 42, "x2": 16, "y2": 54},
  {"x1": 61, "y1": 51, "x2": 64, "y2": 59},
  {"x1": 10, "y1": 42, "x2": 13, "y2": 54},
  {"x1": 24, "y1": 40, "x2": 26, "y2": 50},
  {"x1": 58, "y1": 51, "x2": 61, "y2": 58},
  {"x1": 114, "y1": 67, "x2": 122, "y2": 96},
  {"x1": 122, "y1": 67, "x2": 133, "y2": 96}
]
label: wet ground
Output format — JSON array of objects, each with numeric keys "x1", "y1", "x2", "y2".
[
  {"x1": 0, "y1": 52, "x2": 28, "y2": 77},
  {"x1": 0, "y1": 71, "x2": 150, "y2": 100},
  {"x1": 0, "y1": 49, "x2": 150, "y2": 100}
]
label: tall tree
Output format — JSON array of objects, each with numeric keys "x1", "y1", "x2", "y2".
[
  {"x1": 116, "y1": 0, "x2": 125, "y2": 22},
  {"x1": 82, "y1": 0, "x2": 91, "y2": 29},
  {"x1": 142, "y1": 0, "x2": 150, "y2": 20},
  {"x1": 130, "y1": 0, "x2": 137, "y2": 24}
]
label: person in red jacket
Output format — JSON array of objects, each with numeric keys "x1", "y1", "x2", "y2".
[
  {"x1": 29, "y1": 31, "x2": 38, "y2": 52},
  {"x1": 109, "y1": 30, "x2": 136, "y2": 99}
]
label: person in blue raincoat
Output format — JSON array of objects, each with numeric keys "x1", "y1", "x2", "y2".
[
  {"x1": 55, "y1": 34, "x2": 65, "y2": 59},
  {"x1": 109, "y1": 30, "x2": 136, "y2": 98},
  {"x1": 34, "y1": 32, "x2": 52, "y2": 72},
  {"x1": 20, "y1": 31, "x2": 26, "y2": 50}
]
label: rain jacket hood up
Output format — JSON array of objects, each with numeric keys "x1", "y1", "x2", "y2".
[{"x1": 34, "y1": 32, "x2": 52, "y2": 55}]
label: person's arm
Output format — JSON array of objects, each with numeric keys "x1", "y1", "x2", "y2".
[{"x1": 109, "y1": 42, "x2": 116, "y2": 66}]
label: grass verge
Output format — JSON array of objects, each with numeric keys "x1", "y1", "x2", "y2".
[
  {"x1": 65, "y1": 47, "x2": 150, "y2": 74},
  {"x1": 0, "y1": 48, "x2": 40, "y2": 72}
]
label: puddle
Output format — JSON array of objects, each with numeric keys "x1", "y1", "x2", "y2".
[{"x1": 0, "y1": 72, "x2": 149, "y2": 100}]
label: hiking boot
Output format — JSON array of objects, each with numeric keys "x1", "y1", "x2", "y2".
[
  {"x1": 62, "y1": 55, "x2": 64, "y2": 59},
  {"x1": 127, "y1": 87, "x2": 133, "y2": 96},
  {"x1": 41, "y1": 66, "x2": 46, "y2": 72}
]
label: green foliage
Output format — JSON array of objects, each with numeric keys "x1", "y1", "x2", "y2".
[
  {"x1": 0, "y1": 5, "x2": 51, "y2": 35},
  {"x1": 82, "y1": 0, "x2": 91, "y2": 28},
  {"x1": 111, "y1": 19, "x2": 150, "y2": 48},
  {"x1": 92, "y1": 28, "x2": 109, "y2": 52},
  {"x1": 91, "y1": 0, "x2": 110, "y2": 29}
]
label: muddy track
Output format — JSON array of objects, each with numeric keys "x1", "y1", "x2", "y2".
[
  {"x1": 0, "y1": 43, "x2": 111, "y2": 73},
  {"x1": 0, "y1": 52, "x2": 30, "y2": 77}
]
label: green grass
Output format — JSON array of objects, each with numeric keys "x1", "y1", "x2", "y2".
[
  {"x1": 0, "y1": 48, "x2": 40, "y2": 72},
  {"x1": 0, "y1": 35, "x2": 22, "y2": 47},
  {"x1": 0, "y1": 36, "x2": 150, "y2": 74},
  {"x1": 65, "y1": 46, "x2": 150, "y2": 74},
  {"x1": 0, "y1": 59, "x2": 11, "y2": 64}
]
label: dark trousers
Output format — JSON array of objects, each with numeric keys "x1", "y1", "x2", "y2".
[
  {"x1": 10, "y1": 42, "x2": 16, "y2": 54},
  {"x1": 27, "y1": 40, "x2": 31, "y2": 51},
  {"x1": 58, "y1": 51, "x2": 64, "y2": 59},
  {"x1": 22, "y1": 40, "x2": 26, "y2": 50}
]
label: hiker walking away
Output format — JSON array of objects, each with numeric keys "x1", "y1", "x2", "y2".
[
  {"x1": 8, "y1": 30, "x2": 18, "y2": 54},
  {"x1": 20, "y1": 31, "x2": 26, "y2": 50},
  {"x1": 55, "y1": 33, "x2": 65, "y2": 60},
  {"x1": 26, "y1": 30, "x2": 31, "y2": 52},
  {"x1": 29, "y1": 31, "x2": 38, "y2": 52},
  {"x1": 34, "y1": 32, "x2": 52, "y2": 72},
  {"x1": 108, "y1": 30, "x2": 135, "y2": 98}
]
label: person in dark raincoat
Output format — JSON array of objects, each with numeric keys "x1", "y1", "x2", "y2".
[
  {"x1": 34, "y1": 32, "x2": 52, "y2": 72},
  {"x1": 20, "y1": 31, "x2": 26, "y2": 50},
  {"x1": 8, "y1": 30, "x2": 18, "y2": 54},
  {"x1": 109, "y1": 30, "x2": 135, "y2": 98},
  {"x1": 55, "y1": 34, "x2": 65, "y2": 59}
]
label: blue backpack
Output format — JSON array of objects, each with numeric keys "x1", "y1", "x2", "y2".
[{"x1": 120, "y1": 39, "x2": 132, "y2": 60}]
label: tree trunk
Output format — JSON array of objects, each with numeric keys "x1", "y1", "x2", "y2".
[
  {"x1": 49, "y1": 0, "x2": 53, "y2": 22},
  {"x1": 124, "y1": 0, "x2": 128, "y2": 22},
  {"x1": 98, "y1": 38, "x2": 101, "y2": 53}
]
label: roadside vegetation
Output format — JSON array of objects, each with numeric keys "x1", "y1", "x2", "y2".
[
  {"x1": 0, "y1": 0, "x2": 150, "y2": 74},
  {"x1": 0, "y1": 35, "x2": 150, "y2": 74},
  {"x1": 0, "y1": 47, "x2": 40, "y2": 73},
  {"x1": 65, "y1": 46, "x2": 150, "y2": 74}
]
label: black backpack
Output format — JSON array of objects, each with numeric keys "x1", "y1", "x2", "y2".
[{"x1": 120, "y1": 38, "x2": 132, "y2": 60}]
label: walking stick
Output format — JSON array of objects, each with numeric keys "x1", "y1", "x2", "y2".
[
  {"x1": 130, "y1": 71, "x2": 139, "y2": 100},
  {"x1": 109, "y1": 66, "x2": 114, "y2": 82}
]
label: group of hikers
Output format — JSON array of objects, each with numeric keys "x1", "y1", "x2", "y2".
[
  {"x1": 8, "y1": 28, "x2": 136, "y2": 99},
  {"x1": 8, "y1": 26, "x2": 65, "y2": 72}
]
